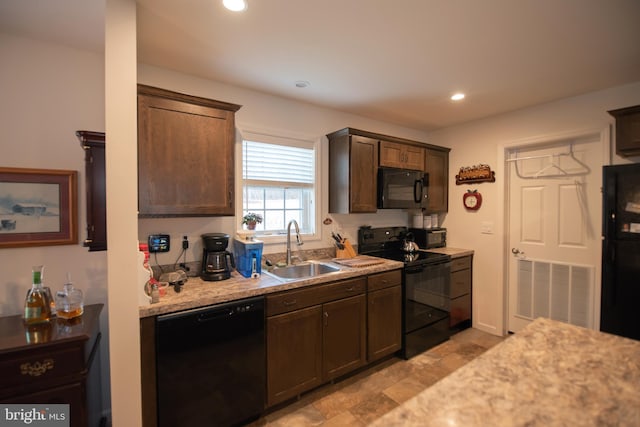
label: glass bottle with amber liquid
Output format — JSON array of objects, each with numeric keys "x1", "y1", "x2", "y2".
[
  {"x1": 24, "y1": 265, "x2": 52, "y2": 324},
  {"x1": 55, "y1": 273, "x2": 84, "y2": 319}
]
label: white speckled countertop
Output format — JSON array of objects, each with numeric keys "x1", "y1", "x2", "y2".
[
  {"x1": 371, "y1": 317, "x2": 640, "y2": 426},
  {"x1": 139, "y1": 257, "x2": 403, "y2": 318},
  {"x1": 427, "y1": 247, "x2": 474, "y2": 258}
]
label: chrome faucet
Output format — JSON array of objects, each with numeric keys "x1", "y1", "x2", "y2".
[{"x1": 286, "y1": 219, "x2": 304, "y2": 265}]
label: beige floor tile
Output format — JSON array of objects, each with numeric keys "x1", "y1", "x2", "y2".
[
  {"x1": 455, "y1": 341, "x2": 490, "y2": 360},
  {"x1": 321, "y1": 411, "x2": 366, "y2": 427},
  {"x1": 266, "y1": 404, "x2": 325, "y2": 427},
  {"x1": 383, "y1": 375, "x2": 427, "y2": 403},
  {"x1": 409, "y1": 361, "x2": 447, "y2": 387},
  {"x1": 312, "y1": 391, "x2": 356, "y2": 420},
  {"x1": 349, "y1": 392, "x2": 399, "y2": 425},
  {"x1": 407, "y1": 351, "x2": 441, "y2": 366},
  {"x1": 452, "y1": 327, "x2": 505, "y2": 349},
  {"x1": 424, "y1": 338, "x2": 463, "y2": 358}
]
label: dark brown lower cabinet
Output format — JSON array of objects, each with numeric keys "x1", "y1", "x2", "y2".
[
  {"x1": 266, "y1": 305, "x2": 323, "y2": 407},
  {"x1": 323, "y1": 294, "x2": 367, "y2": 380},
  {"x1": 450, "y1": 255, "x2": 473, "y2": 328},
  {"x1": 367, "y1": 284, "x2": 402, "y2": 361},
  {"x1": 266, "y1": 277, "x2": 367, "y2": 407}
]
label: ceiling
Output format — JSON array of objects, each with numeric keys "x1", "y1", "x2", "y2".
[{"x1": 1, "y1": 0, "x2": 639, "y2": 131}]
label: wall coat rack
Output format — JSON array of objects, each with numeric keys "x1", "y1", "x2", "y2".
[{"x1": 506, "y1": 143, "x2": 590, "y2": 179}]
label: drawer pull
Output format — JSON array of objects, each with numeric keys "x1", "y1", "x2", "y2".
[
  {"x1": 345, "y1": 286, "x2": 355, "y2": 292},
  {"x1": 282, "y1": 299, "x2": 297, "y2": 306},
  {"x1": 20, "y1": 358, "x2": 54, "y2": 377}
]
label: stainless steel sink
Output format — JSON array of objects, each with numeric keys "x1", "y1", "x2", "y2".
[{"x1": 265, "y1": 261, "x2": 341, "y2": 281}]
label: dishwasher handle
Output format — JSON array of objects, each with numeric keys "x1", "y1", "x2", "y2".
[
  {"x1": 157, "y1": 296, "x2": 265, "y2": 325},
  {"x1": 197, "y1": 309, "x2": 234, "y2": 322}
]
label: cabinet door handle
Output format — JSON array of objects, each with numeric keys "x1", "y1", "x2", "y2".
[
  {"x1": 283, "y1": 299, "x2": 297, "y2": 306},
  {"x1": 324, "y1": 311, "x2": 329, "y2": 326}
]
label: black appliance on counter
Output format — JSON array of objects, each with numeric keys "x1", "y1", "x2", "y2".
[
  {"x1": 201, "y1": 233, "x2": 235, "y2": 281},
  {"x1": 409, "y1": 227, "x2": 447, "y2": 249},
  {"x1": 156, "y1": 296, "x2": 266, "y2": 427},
  {"x1": 378, "y1": 167, "x2": 429, "y2": 209},
  {"x1": 358, "y1": 226, "x2": 452, "y2": 359},
  {"x1": 601, "y1": 163, "x2": 640, "y2": 341}
]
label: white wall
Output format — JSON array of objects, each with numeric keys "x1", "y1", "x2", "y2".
[
  {"x1": 0, "y1": 32, "x2": 111, "y2": 415},
  {"x1": 430, "y1": 81, "x2": 640, "y2": 336}
]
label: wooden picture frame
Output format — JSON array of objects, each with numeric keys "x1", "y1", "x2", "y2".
[{"x1": 0, "y1": 167, "x2": 78, "y2": 248}]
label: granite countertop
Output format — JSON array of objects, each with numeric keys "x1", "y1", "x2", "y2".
[
  {"x1": 139, "y1": 257, "x2": 403, "y2": 318},
  {"x1": 371, "y1": 317, "x2": 640, "y2": 426},
  {"x1": 427, "y1": 247, "x2": 474, "y2": 258}
]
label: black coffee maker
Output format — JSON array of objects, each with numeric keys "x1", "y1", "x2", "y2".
[{"x1": 201, "y1": 233, "x2": 235, "y2": 281}]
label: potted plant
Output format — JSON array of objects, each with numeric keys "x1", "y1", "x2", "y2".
[{"x1": 242, "y1": 212, "x2": 263, "y2": 230}]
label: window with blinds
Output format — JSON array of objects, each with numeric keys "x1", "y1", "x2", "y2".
[{"x1": 242, "y1": 138, "x2": 316, "y2": 234}]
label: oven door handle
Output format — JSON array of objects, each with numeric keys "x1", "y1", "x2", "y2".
[
  {"x1": 405, "y1": 265, "x2": 426, "y2": 274},
  {"x1": 405, "y1": 260, "x2": 451, "y2": 274}
]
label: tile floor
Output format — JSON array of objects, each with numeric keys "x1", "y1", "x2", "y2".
[{"x1": 250, "y1": 328, "x2": 506, "y2": 426}]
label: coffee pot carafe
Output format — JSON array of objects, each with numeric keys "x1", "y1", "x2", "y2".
[{"x1": 201, "y1": 233, "x2": 235, "y2": 281}]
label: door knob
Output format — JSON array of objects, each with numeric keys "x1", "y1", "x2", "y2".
[{"x1": 511, "y1": 248, "x2": 524, "y2": 255}]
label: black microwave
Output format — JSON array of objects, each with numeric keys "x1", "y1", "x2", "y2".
[{"x1": 377, "y1": 167, "x2": 429, "y2": 209}]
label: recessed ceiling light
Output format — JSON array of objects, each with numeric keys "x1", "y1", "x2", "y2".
[
  {"x1": 451, "y1": 93, "x2": 465, "y2": 101},
  {"x1": 295, "y1": 80, "x2": 310, "y2": 88},
  {"x1": 223, "y1": 0, "x2": 247, "y2": 12}
]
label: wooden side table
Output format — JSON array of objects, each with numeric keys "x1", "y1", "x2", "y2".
[{"x1": 0, "y1": 304, "x2": 104, "y2": 427}]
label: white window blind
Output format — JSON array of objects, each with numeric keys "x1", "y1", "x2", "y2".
[
  {"x1": 241, "y1": 138, "x2": 316, "y2": 235},
  {"x1": 243, "y1": 141, "x2": 314, "y2": 185}
]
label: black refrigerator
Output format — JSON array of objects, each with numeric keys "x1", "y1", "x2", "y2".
[{"x1": 601, "y1": 163, "x2": 640, "y2": 341}]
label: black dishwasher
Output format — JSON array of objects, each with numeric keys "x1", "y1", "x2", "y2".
[{"x1": 156, "y1": 296, "x2": 265, "y2": 427}]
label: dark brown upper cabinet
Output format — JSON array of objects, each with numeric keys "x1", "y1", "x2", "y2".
[
  {"x1": 379, "y1": 140, "x2": 425, "y2": 171},
  {"x1": 137, "y1": 85, "x2": 241, "y2": 217},
  {"x1": 328, "y1": 128, "x2": 379, "y2": 213},
  {"x1": 327, "y1": 127, "x2": 450, "y2": 214},
  {"x1": 609, "y1": 105, "x2": 640, "y2": 157},
  {"x1": 424, "y1": 148, "x2": 449, "y2": 213}
]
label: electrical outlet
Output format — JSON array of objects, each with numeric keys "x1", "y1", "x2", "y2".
[{"x1": 182, "y1": 235, "x2": 189, "y2": 250}]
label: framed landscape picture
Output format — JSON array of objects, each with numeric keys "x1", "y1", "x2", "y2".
[{"x1": 0, "y1": 167, "x2": 78, "y2": 248}]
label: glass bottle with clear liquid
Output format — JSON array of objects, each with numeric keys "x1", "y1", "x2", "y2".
[
  {"x1": 55, "y1": 273, "x2": 84, "y2": 319},
  {"x1": 24, "y1": 265, "x2": 52, "y2": 324}
]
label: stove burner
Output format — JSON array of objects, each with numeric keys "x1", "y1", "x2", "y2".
[{"x1": 358, "y1": 226, "x2": 450, "y2": 266}]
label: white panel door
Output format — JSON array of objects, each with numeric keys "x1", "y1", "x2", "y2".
[{"x1": 507, "y1": 135, "x2": 602, "y2": 333}]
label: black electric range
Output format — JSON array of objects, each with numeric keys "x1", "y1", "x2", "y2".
[
  {"x1": 358, "y1": 226, "x2": 452, "y2": 359},
  {"x1": 358, "y1": 226, "x2": 450, "y2": 265}
]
